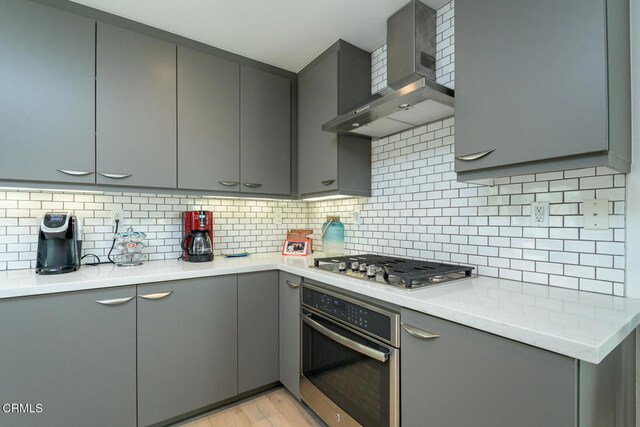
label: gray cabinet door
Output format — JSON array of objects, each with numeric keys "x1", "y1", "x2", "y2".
[
  {"x1": 137, "y1": 276, "x2": 238, "y2": 427},
  {"x1": 0, "y1": 287, "x2": 137, "y2": 427},
  {"x1": 238, "y1": 271, "x2": 279, "y2": 393},
  {"x1": 298, "y1": 51, "x2": 339, "y2": 195},
  {"x1": 178, "y1": 46, "x2": 240, "y2": 192},
  {"x1": 455, "y1": 0, "x2": 608, "y2": 173},
  {"x1": 0, "y1": 0, "x2": 95, "y2": 184},
  {"x1": 278, "y1": 272, "x2": 301, "y2": 398},
  {"x1": 401, "y1": 308, "x2": 576, "y2": 427},
  {"x1": 240, "y1": 66, "x2": 291, "y2": 196},
  {"x1": 96, "y1": 22, "x2": 177, "y2": 188}
]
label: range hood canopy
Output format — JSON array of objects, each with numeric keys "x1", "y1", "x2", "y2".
[{"x1": 323, "y1": 0, "x2": 454, "y2": 138}]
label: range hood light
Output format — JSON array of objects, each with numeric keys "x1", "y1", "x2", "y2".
[
  {"x1": 398, "y1": 103, "x2": 410, "y2": 109},
  {"x1": 351, "y1": 123, "x2": 360, "y2": 128}
]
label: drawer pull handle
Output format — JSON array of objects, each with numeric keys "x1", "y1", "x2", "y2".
[
  {"x1": 456, "y1": 149, "x2": 495, "y2": 161},
  {"x1": 322, "y1": 179, "x2": 336, "y2": 186},
  {"x1": 243, "y1": 183, "x2": 262, "y2": 188},
  {"x1": 96, "y1": 296, "x2": 135, "y2": 306},
  {"x1": 138, "y1": 291, "x2": 173, "y2": 300},
  {"x1": 402, "y1": 322, "x2": 440, "y2": 339},
  {"x1": 218, "y1": 181, "x2": 239, "y2": 187},
  {"x1": 57, "y1": 169, "x2": 94, "y2": 177},
  {"x1": 99, "y1": 172, "x2": 132, "y2": 179},
  {"x1": 302, "y1": 313, "x2": 389, "y2": 362},
  {"x1": 286, "y1": 280, "x2": 300, "y2": 289}
]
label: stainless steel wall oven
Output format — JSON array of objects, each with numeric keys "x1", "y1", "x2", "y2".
[{"x1": 300, "y1": 283, "x2": 400, "y2": 427}]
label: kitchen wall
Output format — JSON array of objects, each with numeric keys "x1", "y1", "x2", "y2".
[
  {"x1": 0, "y1": 191, "x2": 307, "y2": 269},
  {"x1": 0, "y1": 0, "x2": 630, "y2": 298},
  {"x1": 307, "y1": 119, "x2": 626, "y2": 296},
  {"x1": 309, "y1": 0, "x2": 628, "y2": 296}
]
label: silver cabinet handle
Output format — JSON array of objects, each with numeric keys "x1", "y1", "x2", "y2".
[
  {"x1": 286, "y1": 280, "x2": 300, "y2": 289},
  {"x1": 218, "y1": 181, "x2": 239, "y2": 187},
  {"x1": 96, "y1": 296, "x2": 135, "y2": 306},
  {"x1": 243, "y1": 183, "x2": 262, "y2": 188},
  {"x1": 99, "y1": 172, "x2": 132, "y2": 179},
  {"x1": 301, "y1": 313, "x2": 389, "y2": 362},
  {"x1": 322, "y1": 179, "x2": 336, "y2": 186},
  {"x1": 138, "y1": 291, "x2": 173, "y2": 300},
  {"x1": 57, "y1": 169, "x2": 94, "y2": 177},
  {"x1": 402, "y1": 322, "x2": 440, "y2": 340},
  {"x1": 455, "y1": 149, "x2": 495, "y2": 161}
]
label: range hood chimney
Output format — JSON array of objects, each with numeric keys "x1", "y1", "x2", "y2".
[{"x1": 322, "y1": 0, "x2": 454, "y2": 138}]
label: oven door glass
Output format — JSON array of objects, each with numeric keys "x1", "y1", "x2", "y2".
[{"x1": 302, "y1": 311, "x2": 393, "y2": 427}]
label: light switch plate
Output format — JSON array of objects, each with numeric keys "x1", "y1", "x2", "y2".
[
  {"x1": 583, "y1": 199, "x2": 609, "y2": 230},
  {"x1": 530, "y1": 202, "x2": 549, "y2": 227},
  {"x1": 352, "y1": 210, "x2": 362, "y2": 226}
]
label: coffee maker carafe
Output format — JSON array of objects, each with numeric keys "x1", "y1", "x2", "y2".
[
  {"x1": 181, "y1": 211, "x2": 213, "y2": 262},
  {"x1": 36, "y1": 212, "x2": 81, "y2": 274}
]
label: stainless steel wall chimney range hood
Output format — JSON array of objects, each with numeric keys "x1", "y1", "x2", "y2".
[{"x1": 323, "y1": 0, "x2": 454, "y2": 138}]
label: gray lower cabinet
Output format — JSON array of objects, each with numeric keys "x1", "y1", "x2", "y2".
[
  {"x1": 0, "y1": 287, "x2": 137, "y2": 427},
  {"x1": 177, "y1": 46, "x2": 241, "y2": 192},
  {"x1": 455, "y1": 0, "x2": 631, "y2": 180},
  {"x1": 401, "y1": 308, "x2": 635, "y2": 427},
  {"x1": 96, "y1": 22, "x2": 177, "y2": 189},
  {"x1": 0, "y1": 0, "x2": 95, "y2": 184},
  {"x1": 298, "y1": 40, "x2": 372, "y2": 198},
  {"x1": 240, "y1": 66, "x2": 291, "y2": 196},
  {"x1": 137, "y1": 276, "x2": 238, "y2": 427},
  {"x1": 238, "y1": 271, "x2": 279, "y2": 393},
  {"x1": 278, "y1": 272, "x2": 301, "y2": 398}
]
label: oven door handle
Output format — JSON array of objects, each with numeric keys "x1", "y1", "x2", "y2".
[{"x1": 301, "y1": 313, "x2": 389, "y2": 362}]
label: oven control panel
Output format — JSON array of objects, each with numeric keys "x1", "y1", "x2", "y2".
[{"x1": 302, "y1": 285, "x2": 392, "y2": 341}]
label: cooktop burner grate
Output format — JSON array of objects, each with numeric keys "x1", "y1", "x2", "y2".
[{"x1": 313, "y1": 254, "x2": 474, "y2": 289}]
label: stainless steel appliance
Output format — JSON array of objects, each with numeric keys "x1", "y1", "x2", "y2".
[
  {"x1": 301, "y1": 283, "x2": 400, "y2": 427},
  {"x1": 36, "y1": 212, "x2": 81, "y2": 274},
  {"x1": 323, "y1": 0, "x2": 454, "y2": 138},
  {"x1": 312, "y1": 254, "x2": 475, "y2": 289}
]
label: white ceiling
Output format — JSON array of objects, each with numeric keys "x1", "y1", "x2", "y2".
[{"x1": 69, "y1": 0, "x2": 450, "y2": 72}]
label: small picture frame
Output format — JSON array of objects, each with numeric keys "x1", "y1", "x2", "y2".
[{"x1": 282, "y1": 239, "x2": 310, "y2": 256}]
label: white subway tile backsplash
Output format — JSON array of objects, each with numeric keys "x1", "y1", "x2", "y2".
[{"x1": 308, "y1": 115, "x2": 626, "y2": 296}]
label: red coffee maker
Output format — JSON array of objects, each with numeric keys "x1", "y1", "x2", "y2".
[{"x1": 181, "y1": 211, "x2": 214, "y2": 262}]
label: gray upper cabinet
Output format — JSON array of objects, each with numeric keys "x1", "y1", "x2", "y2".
[
  {"x1": 240, "y1": 66, "x2": 291, "y2": 196},
  {"x1": 96, "y1": 22, "x2": 177, "y2": 189},
  {"x1": 238, "y1": 271, "x2": 279, "y2": 393},
  {"x1": 178, "y1": 46, "x2": 240, "y2": 192},
  {"x1": 137, "y1": 276, "x2": 238, "y2": 427},
  {"x1": 298, "y1": 40, "x2": 372, "y2": 199},
  {"x1": 455, "y1": 0, "x2": 631, "y2": 181},
  {"x1": 401, "y1": 308, "x2": 576, "y2": 427},
  {"x1": 278, "y1": 272, "x2": 301, "y2": 398},
  {"x1": 0, "y1": 287, "x2": 137, "y2": 427},
  {"x1": 0, "y1": 0, "x2": 95, "y2": 184}
]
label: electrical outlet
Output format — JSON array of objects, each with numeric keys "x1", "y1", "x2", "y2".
[
  {"x1": 352, "y1": 210, "x2": 362, "y2": 226},
  {"x1": 530, "y1": 201, "x2": 549, "y2": 227},
  {"x1": 111, "y1": 209, "x2": 124, "y2": 226},
  {"x1": 273, "y1": 209, "x2": 283, "y2": 225}
]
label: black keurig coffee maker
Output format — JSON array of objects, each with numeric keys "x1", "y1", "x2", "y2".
[{"x1": 36, "y1": 212, "x2": 81, "y2": 274}]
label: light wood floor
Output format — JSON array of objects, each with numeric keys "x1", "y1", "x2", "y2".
[{"x1": 179, "y1": 388, "x2": 322, "y2": 427}]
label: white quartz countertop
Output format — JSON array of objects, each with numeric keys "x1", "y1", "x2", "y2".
[{"x1": 1, "y1": 252, "x2": 639, "y2": 364}]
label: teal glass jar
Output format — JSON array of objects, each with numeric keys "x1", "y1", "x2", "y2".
[{"x1": 322, "y1": 216, "x2": 345, "y2": 256}]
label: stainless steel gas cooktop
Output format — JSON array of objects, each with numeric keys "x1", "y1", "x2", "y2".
[{"x1": 312, "y1": 254, "x2": 475, "y2": 289}]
